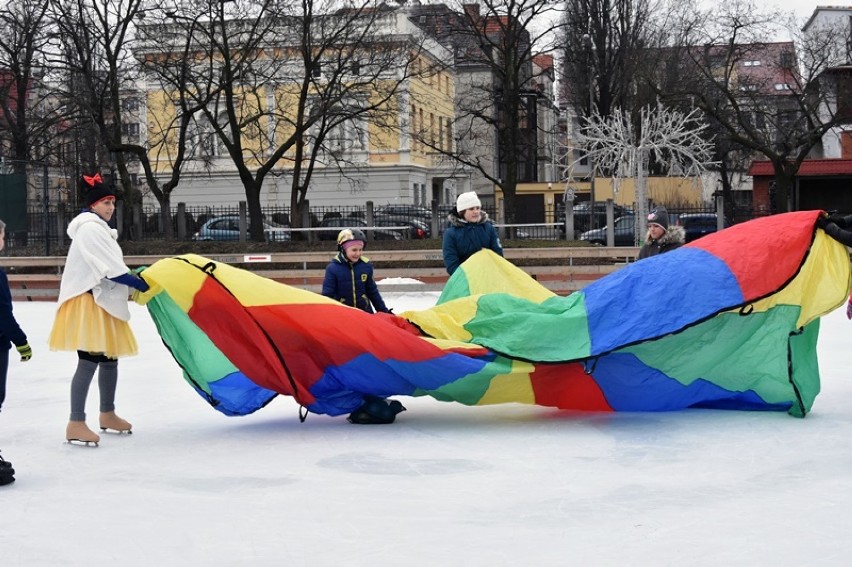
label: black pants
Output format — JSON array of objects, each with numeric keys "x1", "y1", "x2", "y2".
[{"x1": 0, "y1": 348, "x2": 9, "y2": 412}]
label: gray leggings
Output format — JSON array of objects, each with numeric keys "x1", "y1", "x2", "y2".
[{"x1": 69, "y1": 352, "x2": 118, "y2": 422}]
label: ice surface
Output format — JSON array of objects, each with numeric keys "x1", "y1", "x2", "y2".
[{"x1": 3, "y1": 295, "x2": 852, "y2": 566}]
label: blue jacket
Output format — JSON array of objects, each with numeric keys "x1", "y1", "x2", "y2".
[
  {"x1": 322, "y1": 252, "x2": 389, "y2": 314},
  {"x1": 442, "y1": 211, "x2": 503, "y2": 274},
  {"x1": 0, "y1": 268, "x2": 26, "y2": 350}
]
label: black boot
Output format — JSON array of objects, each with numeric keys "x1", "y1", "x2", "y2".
[
  {"x1": 0, "y1": 451, "x2": 15, "y2": 486},
  {"x1": 348, "y1": 396, "x2": 406, "y2": 424}
]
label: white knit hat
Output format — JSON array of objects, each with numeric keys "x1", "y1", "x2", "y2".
[{"x1": 456, "y1": 191, "x2": 482, "y2": 213}]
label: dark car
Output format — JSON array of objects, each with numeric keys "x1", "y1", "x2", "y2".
[
  {"x1": 373, "y1": 215, "x2": 432, "y2": 239},
  {"x1": 677, "y1": 213, "x2": 731, "y2": 242},
  {"x1": 579, "y1": 214, "x2": 636, "y2": 246},
  {"x1": 192, "y1": 215, "x2": 291, "y2": 242},
  {"x1": 316, "y1": 216, "x2": 404, "y2": 241},
  {"x1": 558, "y1": 202, "x2": 630, "y2": 236},
  {"x1": 375, "y1": 204, "x2": 433, "y2": 221}
]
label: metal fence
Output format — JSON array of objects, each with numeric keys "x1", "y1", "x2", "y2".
[{"x1": 9, "y1": 200, "x2": 759, "y2": 253}]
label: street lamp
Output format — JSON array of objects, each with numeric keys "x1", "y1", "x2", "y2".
[{"x1": 582, "y1": 32, "x2": 597, "y2": 231}]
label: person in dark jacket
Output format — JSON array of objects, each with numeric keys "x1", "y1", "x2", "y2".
[
  {"x1": 816, "y1": 211, "x2": 852, "y2": 320},
  {"x1": 817, "y1": 211, "x2": 852, "y2": 247},
  {"x1": 0, "y1": 219, "x2": 31, "y2": 416},
  {"x1": 0, "y1": 219, "x2": 31, "y2": 486},
  {"x1": 322, "y1": 228, "x2": 404, "y2": 425},
  {"x1": 638, "y1": 206, "x2": 685, "y2": 260},
  {"x1": 322, "y1": 228, "x2": 390, "y2": 314},
  {"x1": 442, "y1": 191, "x2": 503, "y2": 275}
]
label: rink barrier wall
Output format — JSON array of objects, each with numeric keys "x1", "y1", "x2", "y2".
[{"x1": 0, "y1": 247, "x2": 641, "y2": 301}]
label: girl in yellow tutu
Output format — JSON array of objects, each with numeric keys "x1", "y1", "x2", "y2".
[{"x1": 49, "y1": 174, "x2": 149, "y2": 445}]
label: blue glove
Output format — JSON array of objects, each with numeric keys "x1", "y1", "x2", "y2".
[{"x1": 109, "y1": 272, "x2": 149, "y2": 292}]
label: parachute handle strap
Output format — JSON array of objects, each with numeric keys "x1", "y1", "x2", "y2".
[
  {"x1": 182, "y1": 255, "x2": 308, "y2": 408},
  {"x1": 583, "y1": 357, "x2": 598, "y2": 375},
  {"x1": 739, "y1": 304, "x2": 754, "y2": 316},
  {"x1": 298, "y1": 405, "x2": 308, "y2": 423}
]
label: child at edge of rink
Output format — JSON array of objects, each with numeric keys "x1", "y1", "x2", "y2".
[
  {"x1": 321, "y1": 228, "x2": 405, "y2": 425},
  {"x1": 322, "y1": 228, "x2": 392, "y2": 314},
  {"x1": 48, "y1": 174, "x2": 149, "y2": 447},
  {"x1": 0, "y1": 219, "x2": 32, "y2": 485}
]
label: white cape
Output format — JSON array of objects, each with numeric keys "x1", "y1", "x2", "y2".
[{"x1": 56, "y1": 212, "x2": 132, "y2": 321}]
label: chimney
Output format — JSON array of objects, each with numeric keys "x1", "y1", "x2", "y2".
[{"x1": 463, "y1": 3, "x2": 480, "y2": 20}]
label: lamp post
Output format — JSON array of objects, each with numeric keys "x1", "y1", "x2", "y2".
[{"x1": 583, "y1": 32, "x2": 596, "y2": 231}]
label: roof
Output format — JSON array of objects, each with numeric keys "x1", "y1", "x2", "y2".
[
  {"x1": 803, "y1": 6, "x2": 852, "y2": 31},
  {"x1": 533, "y1": 54, "x2": 553, "y2": 71},
  {"x1": 748, "y1": 159, "x2": 852, "y2": 176}
]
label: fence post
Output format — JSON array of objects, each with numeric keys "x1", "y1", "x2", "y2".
[
  {"x1": 302, "y1": 200, "x2": 312, "y2": 244},
  {"x1": 498, "y1": 198, "x2": 507, "y2": 240},
  {"x1": 565, "y1": 196, "x2": 574, "y2": 240},
  {"x1": 115, "y1": 201, "x2": 124, "y2": 240},
  {"x1": 715, "y1": 194, "x2": 725, "y2": 231},
  {"x1": 365, "y1": 201, "x2": 374, "y2": 242},
  {"x1": 56, "y1": 202, "x2": 66, "y2": 249},
  {"x1": 177, "y1": 202, "x2": 187, "y2": 240},
  {"x1": 238, "y1": 201, "x2": 247, "y2": 242},
  {"x1": 132, "y1": 207, "x2": 142, "y2": 240},
  {"x1": 42, "y1": 164, "x2": 50, "y2": 256},
  {"x1": 431, "y1": 199, "x2": 439, "y2": 238},
  {"x1": 605, "y1": 199, "x2": 615, "y2": 246}
]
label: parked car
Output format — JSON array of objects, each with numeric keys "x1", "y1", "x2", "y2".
[
  {"x1": 373, "y1": 215, "x2": 432, "y2": 239},
  {"x1": 192, "y1": 215, "x2": 291, "y2": 242},
  {"x1": 316, "y1": 216, "x2": 404, "y2": 241},
  {"x1": 375, "y1": 204, "x2": 433, "y2": 221},
  {"x1": 579, "y1": 213, "x2": 636, "y2": 246},
  {"x1": 677, "y1": 213, "x2": 731, "y2": 242},
  {"x1": 558, "y1": 202, "x2": 630, "y2": 236}
]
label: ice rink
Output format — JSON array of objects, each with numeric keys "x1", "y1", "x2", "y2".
[{"x1": 3, "y1": 292, "x2": 852, "y2": 566}]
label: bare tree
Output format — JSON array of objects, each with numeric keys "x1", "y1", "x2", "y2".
[
  {"x1": 137, "y1": 0, "x2": 423, "y2": 241},
  {"x1": 654, "y1": 0, "x2": 851, "y2": 213},
  {"x1": 560, "y1": 0, "x2": 660, "y2": 121},
  {"x1": 0, "y1": 1, "x2": 58, "y2": 172},
  {"x1": 577, "y1": 104, "x2": 714, "y2": 243},
  {"x1": 48, "y1": 0, "x2": 183, "y2": 237},
  {"x1": 407, "y1": 0, "x2": 565, "y2": 229}
]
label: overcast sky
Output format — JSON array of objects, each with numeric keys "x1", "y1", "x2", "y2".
[{"x1": 779, "y1": 1, "x2": 815, "y2": 20}]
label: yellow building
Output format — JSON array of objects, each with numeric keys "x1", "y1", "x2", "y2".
[{"x1": 136, "y1": 7, "x2": 463, "y2": 208}]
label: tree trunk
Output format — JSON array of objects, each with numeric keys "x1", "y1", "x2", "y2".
[
  {"x1": 246, "y1": 186, "x2": 265, "y2": 242},
  {"x1": 157, "y1": 193, "x2": 173, "y2": 240}
]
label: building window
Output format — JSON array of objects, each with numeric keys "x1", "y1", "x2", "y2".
[{"x1": 122, "y1": 123, "x2": 140, "y2": 140}]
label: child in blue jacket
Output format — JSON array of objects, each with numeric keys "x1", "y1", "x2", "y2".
[
  {"x1": 442, "y1": 191, "x2": 503, "y2": 275},
  {"x1": 321, "y1": 228, "x2": 404, "y2": 424},
  {"x1": 322, "y1": 228, "x2": 391, "y2": 314}
]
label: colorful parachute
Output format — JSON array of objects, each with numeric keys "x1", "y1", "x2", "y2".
[{"x1": 135, "y1": 210, "x2": 850, "y2": 419}]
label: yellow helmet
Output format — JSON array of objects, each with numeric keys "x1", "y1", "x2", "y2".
[{"x1": 337, "y1": 228, "x2": 366, "y2": 250}]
